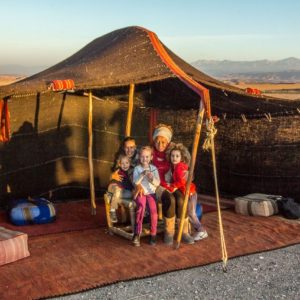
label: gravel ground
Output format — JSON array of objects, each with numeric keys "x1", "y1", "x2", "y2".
[{"x1": 52, "y1": 244, "x2": 300, "y2": 300}]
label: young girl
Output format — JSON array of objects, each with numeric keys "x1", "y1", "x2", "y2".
[
  {"x1": 132, "y1": 146, "x2": 160, "y2": 246},
  {"x1": 107, "y1": 154, "x2": 134, "y2": 223},
  {"x1": 111, "y1": 136, "x2": 139, "y2": 180},
  {"x1": 165, "y1": 143, "x2": 208, "y2": 242}
]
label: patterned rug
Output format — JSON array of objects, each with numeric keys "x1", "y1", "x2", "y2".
[{"x1": 0, "y1": 210, "x2": 299, "y2": 300}]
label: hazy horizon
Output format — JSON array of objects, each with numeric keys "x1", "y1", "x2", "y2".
[{"x1": 1, "y1": 57, "x2": 300, "y2": 77}]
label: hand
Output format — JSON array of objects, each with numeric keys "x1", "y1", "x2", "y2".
[
  {"x1": 146, "y1": 171, "x2": 153, "y2": 182},
  {"x1": 110, "y1": 170, "x2": 123, "y2": 182},
  {"x1": 133, "y1": 184, "x2": 144, "y2": 199}
]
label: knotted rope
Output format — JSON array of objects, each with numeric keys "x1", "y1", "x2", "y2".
[
  {"x1": 202, "y1": 118, "x2": 217, "y2": 151},
  {"x1": 203, "y1": 117, "x2": 228, "y2": 272}
]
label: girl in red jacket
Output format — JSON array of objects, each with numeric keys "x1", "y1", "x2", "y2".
[{"x1": 165, "y1": 143, "x2": 208, "y2": 242}]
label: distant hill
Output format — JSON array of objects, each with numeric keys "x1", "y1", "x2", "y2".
[
  {"x1": 220, "y1": 70, "x2": 300, "y2": 83},
  {"x1": 191, "y1": 57, "x2": 300, "y2": 83},
  {"x1": 0, "y1": 75, "x2": 26, "y2": 86},
  {"x1": 0, "y1": 64, "x2": 47, "y2": 76},
  {"x1": 2, "y1": 58, "x2": 300, "y2": 83}
]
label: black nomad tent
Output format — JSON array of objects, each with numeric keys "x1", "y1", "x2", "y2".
[{"x1": 0, "y1": 26, "x2": 299, "y2": 204}]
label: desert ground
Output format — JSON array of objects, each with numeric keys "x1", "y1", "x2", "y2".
[
  {"x1": 53, "y1": 244, "x2": 300, "y2": 300},
  {"x1": 233, "y1": 82, "x2": 300, "y2": 100},
  {"x1": 0, "y1": 75, "x2": 25, "y2": 86}
]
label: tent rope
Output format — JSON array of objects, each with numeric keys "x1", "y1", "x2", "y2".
[
  {"x1": 203, "y1": 118, "x2": 228, "y2": 272},
  {"x1": 202, "y1": 120, "x2": 217, "y2": 151}
]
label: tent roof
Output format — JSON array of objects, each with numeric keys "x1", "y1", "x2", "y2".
[{"x1": 1, "y1": 26, "x2": 299, "y2": 116}]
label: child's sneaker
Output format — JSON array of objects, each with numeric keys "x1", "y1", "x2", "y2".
[
  {"x1": 132, "y1": 234, "x2": 140, "y2": 247},
  {"x1": 193, "y1": 230, "x2": 208, "y2": 241},
  {"x1": 149, "y1": 235, "x2": 157, "y2": 246},
  {"x1": 110, "y1": 210, "x2": 118, "y2": 223}
]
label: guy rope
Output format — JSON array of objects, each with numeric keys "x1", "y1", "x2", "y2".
[{"x1": 203, "y1": 117, "x2": 228, "y2": 272}]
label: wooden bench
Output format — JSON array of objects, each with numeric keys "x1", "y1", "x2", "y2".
[{"x1": 104, "y1": 193, "x2": 164, "y2": 240}]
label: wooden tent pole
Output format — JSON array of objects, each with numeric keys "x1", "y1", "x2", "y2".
[
  {"x1": 125, "y1": 83, "x2": 135, "y2": 136},
  {"x1": 176, "y1": 101, "x2": 205, "y2": 249},
  {"x1": 88, "y1": 90, "x2": 96, "y2": 215}
]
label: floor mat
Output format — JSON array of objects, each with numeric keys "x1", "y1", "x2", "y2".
[
  {"x1": 0, "y1": 200, "x2": 106, "y2": 236},
  {"x1": 0, "y1": 210, "x2": 299, "y2": 300},
  {"x1": 0, "y1": 197, "x2": 219, "y2": 237}
]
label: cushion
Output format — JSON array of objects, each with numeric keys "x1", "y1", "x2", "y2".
[
  {"x1": 9, "y1": 198, "x2": 56, "y2": 226},
  {"x1": 196, "y1": 202, "x2": 203, "y2": 220},
  {"x1": 234, "y1": 193, "x2": 279, "y2": 217},
  {"x1": 0, "y1": 226, "x2": 30, "y2": 266}
]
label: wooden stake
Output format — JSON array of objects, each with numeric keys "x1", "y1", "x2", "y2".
[
  {"x1": 88, "y1": 90, "x2": 96, "y2": 215},
  {"x1": 125, "y1": 83, "x2": 135, "y2": 136},
  {"x1": 176, "y1": 101, "x2": 205, "y2": 249}
]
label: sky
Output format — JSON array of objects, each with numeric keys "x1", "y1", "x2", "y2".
[{"x1": 1, "y1": 0, "x2": 300, "y2": 69}]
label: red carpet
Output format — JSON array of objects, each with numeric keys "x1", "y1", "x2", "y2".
[
  {"x1": 0, "y1": 210, "x2": 299, "y2": 300},
  {"x1": 0, "y1": 200, "x2": 106, "y2": 237},
  {"x1": 0, "y1": 198, "x2": 220, "y2": 237}
]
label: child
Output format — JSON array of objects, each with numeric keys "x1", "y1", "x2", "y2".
[
  {"x1": 132, "y1": 146, "x2": 160, "y2": 246},
  {"x1": 107, "y1": 154, "x2": 134, "y2": 223},
  {"x1": 111, "y1": 136, "x2": 139, "y2": 174},
  {"x1": 188, "y1": 193, "x2": 208, "y2": 241},
  {"x1": 166, "y1": 143, "x2": 208, "y2": 242}
]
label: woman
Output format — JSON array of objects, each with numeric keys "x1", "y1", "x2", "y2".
[
  {"x1": 152, "y1": 124, "x2": 194, "y2": 245},
  {"x1": 111, "y1": 136, "x2": 139, "y2": 178}
]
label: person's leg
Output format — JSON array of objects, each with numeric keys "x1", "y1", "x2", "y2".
[
  {"x1": 134, "y1": 195, "x2": 146, "y2": 235},
  {"x1": 120, "y1": 189, "x2": 133, "y2": 199},
  {"x1": 132, "y1": 195, "x2": 146, "y2": 246},
  {"x1": 188, "y1": 193, "x2": 208, "y2": 241},
  {"x1": 173, "y1": 190, "x2": 185, "y2": 218},
  {"x1": 107, "y1": 183, "x2": 121, "y2": 222},
  {"x1": 107, "y1": 184, "x2": 122, "y2": 209},
  {"x1": 174, "y1": 190, "x2": 194, "y2": 244},
  {"x1": 146, "y1": 194, "x2": 158, "y2": 237},
  {"x1": 161, "y1": 190, "x2": 176, "y2": 218},
  {"x1": 188, "y1": 193, "x2": 202, "y2": 231},
  {"x1": 161, "y1": 190, "x2": 176, "y2": 245}
]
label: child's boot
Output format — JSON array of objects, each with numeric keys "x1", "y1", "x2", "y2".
[
  {"x1": 132, "y1": 234, "x2": 140, "y2": 247},
  {"x1": 164, "y1": 216, "x2": 175, "y2": 245},
  {"x1": 149, "y1": 235, "x2": 157, "y2": 246},
  {"x1": 178, "y1": 218, "x2": 194, "y2": 244}
]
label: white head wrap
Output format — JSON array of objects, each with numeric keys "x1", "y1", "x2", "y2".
[{"x1": 152, "y1": 126, "x2": 173, "y2": 143}]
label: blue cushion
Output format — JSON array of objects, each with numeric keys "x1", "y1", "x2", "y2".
[
  {"x1": 196, "y1": 203, "x2": 203, "y2": 221},
  {"x1": 9, "y1": 198, "x2": 56, "y2": 226}
]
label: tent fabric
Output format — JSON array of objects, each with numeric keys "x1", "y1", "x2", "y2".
[
  {"x1": 0, "y1": 26, "x2": 299, "y2": 201},
  {"x1": 145, "y1": 28, "x2": 211, "y2": 116},
  {"x1": 1, "y1": 26, "x2": 299, "y2": 116}
]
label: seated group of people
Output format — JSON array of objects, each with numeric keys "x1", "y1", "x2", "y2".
[{"x1": 107, "y1": 124, "x2": 208, "y2": 247}]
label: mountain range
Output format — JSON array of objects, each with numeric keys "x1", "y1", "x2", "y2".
[
  {"x1": 191, "y1": 57, "x2": 300, "y2": 82},
  {"x1": 1, "y1": 57, "x2": 300, "y2": 83},
  {"x1": 0, "y1": 64, "x2": 47, "y2": 76}
]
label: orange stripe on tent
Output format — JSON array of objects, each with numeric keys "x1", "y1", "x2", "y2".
[
  {"x1": 143, "y1": 29, "x2": 211, "y2": 117},
  {"x1": 0, "y1": 99, "x2": 10, "y2": 142}
]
